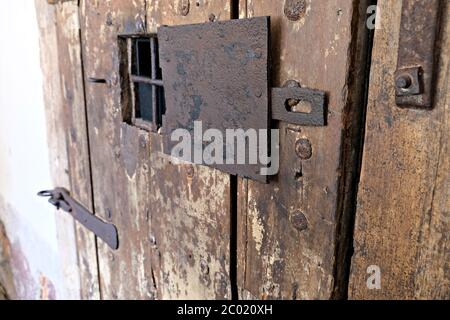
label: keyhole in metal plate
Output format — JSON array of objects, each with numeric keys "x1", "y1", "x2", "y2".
[{"x1": 285, "y1": 99, "x2": 312, "y2": 114}]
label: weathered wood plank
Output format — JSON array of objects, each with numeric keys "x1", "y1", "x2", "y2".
[
  {"x1": 349, "y1": 0, "x2": 450, "y2": 299},
  {"x1": 79, "y1": 0, "x2": 233, "y2": 299},
  {"x1": 35, "y1": 0, "x2": 82, "y2": 300},
  {"x1": 52, "y1": 1, "x2": 100, "y2": 300},
  {"x1": 146, "y1": 0, "x2": 234, "y2": 300},
  {"x1": 79, "y1": 0, "x2": 155, "y2": 299},
  {"x1": 237, "y1": 0, "x2": 371, "y2": 299}
]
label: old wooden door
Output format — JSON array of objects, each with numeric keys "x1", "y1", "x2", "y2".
[
  {"x1": 52, "y1": 0, "x2": 379, "y2": 299},
  {"x1": 78, "y1": 0, "x2": 234, "y2": 300},
  {"x1": 349, "y1": 0, "x2": 450, "y2": 299}
]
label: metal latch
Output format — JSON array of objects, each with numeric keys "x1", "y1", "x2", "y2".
[
  {"x1": 38, "y1": 188, "x2": 119, "y2": 250},
  {"x1": 158, "y1": 17, "x2": 327, "y2": 182},
  {"x1": 394, "y1": 0, "x2": 442, "y2": 108}
]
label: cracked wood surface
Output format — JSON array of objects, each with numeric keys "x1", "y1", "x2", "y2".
[
  {"x1": 349, "y1": 0, "x2": 450, "y2": 299},
  {"x1": 237, "y1": 0, "x2": 371, "y2": 299},
  {"x1": 78, "y1": 0, "x2": 233, "y2": 299},
  {"x1": 52, "y1": 1, "x2": 100, "y2": 300}
]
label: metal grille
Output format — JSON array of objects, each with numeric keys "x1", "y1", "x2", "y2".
[{"x1": 130, "y1": 36, "x2": 165, "y2": 131}]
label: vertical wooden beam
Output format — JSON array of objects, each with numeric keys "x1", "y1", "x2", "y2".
[
  {"x1": 237, "y1": 0, "x2": 371, "y2": 299},
  {"x1": 146, "y1": 0, "x2": 234, "y2": 300},
  {"x1": 52, "y1": 1, "x2": 101, "y2": 300},
  {"x1": 349, "y1": 0, "x2": 450, "y2": 299},
  {"x1": 34, "y1": 0, "x2": 83, "y2": 299}
]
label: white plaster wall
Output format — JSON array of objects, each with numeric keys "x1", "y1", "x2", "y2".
[{"x1": 0, "y1": 1, "x2": 67, "y2": 299}]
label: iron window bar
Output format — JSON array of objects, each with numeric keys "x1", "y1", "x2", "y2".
[{"x1": 130, "y1": 36, "x2": 165, "y2": 132}]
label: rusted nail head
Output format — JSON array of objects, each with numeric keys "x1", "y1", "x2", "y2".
[
  {"x1": 295, "y1": 138, "x2": 312, "y2": 160},
  {"x1": 395, "y1": 74, "x2": 412, "y2": 90},
  {"x1": 291, "y1": 211, "x2": 308, "y2": 232},
  {"x1": 284, "y1": 0, "x2": 307, "y2": 21}
]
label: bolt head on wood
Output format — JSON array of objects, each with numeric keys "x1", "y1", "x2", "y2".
[
  {"x1": 395, "y1": 74, "x2": 412, "y2": 90},
  {"x1": 295, "y1": 138, "x2": 312, "y2": 160},
  {"x1": 284, "y1": 0, "x2": 307, "y2": 21},
  {"x1": 291, "y1": 211, "x2": 308, "y2": 232}
]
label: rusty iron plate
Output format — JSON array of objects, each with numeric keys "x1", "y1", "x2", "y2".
[
  {"x1": 395, "y1": 0, "x2": 441, "y2": 108},
  {"x1": 271, "y1": 87, "x2": 326, "y2": 126},
  {"x1": 159, "y1": 17, "x2": 270, "y2": 182}
]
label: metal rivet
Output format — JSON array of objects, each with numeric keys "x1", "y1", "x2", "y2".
[
  {"x1": 291, "y1": 211, "x2": 308, "y2": 232},
  {"x1": 395, "y1": 74, "x2": 412, "y2": 90},
  {"x1": 284, "y1": 0, "x2": 307, "y2": 21},
  {"x1": 295, "y1": 138, "x2": 312, "y2": 160}
]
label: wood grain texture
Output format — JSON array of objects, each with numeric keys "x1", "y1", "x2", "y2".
[
  {"x1": 80, "y1": 0, "x2": 157, "y2": 300},
  {"x1": 146, "y1": 0, "x2": 233, "y2": 300},
  {"x1": 52, "y1": 1, "x2": 100, "y2": 300},
  {"x1": 35, "y1": 0, "x2": 82, "y2": 299},
  {"x1": 79, "y1": 0, "x2": 233, "y2": 299},
  {"x1": 237, "y1": 0, "x2": 371, "y2": 299},
  {"x1": 349, "y1": 0, "x2": 450, "y2": 299}
]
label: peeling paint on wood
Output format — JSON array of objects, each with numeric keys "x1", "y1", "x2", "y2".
[
  {"x1": 76, "y1": 0, "x2": 233, "y2": 299},
  {"x1": 349, "y1": 0, "x2": 450, "y2": 300},
  {"x1": 237, "y1": 0, "x2": 371, "y2": 300}
]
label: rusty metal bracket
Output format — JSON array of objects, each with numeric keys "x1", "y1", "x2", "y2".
[
  {"x1": 38, "y1": 188, "x2": 119, "y2": 250},
  {"x1": 395, "y1": 0, "x2": 442, "y2": 108},
  {"x1": 272, "y1": 87, "x2": 326, "y2": 126}
]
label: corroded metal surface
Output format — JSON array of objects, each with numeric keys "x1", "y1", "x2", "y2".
[
  {"x1": 271, "y1": 87, "x2": 326, "y2": 126},
  {"x1": 159, "y1": 17, "x2": 270, "y2": 182},
  {"x1": 395, "y1": 0, "x2": 442, "y2": 108}
]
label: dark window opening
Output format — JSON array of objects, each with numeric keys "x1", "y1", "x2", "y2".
[{"x1": 120, "y1": 35, "x2": 165, "y2": 132}]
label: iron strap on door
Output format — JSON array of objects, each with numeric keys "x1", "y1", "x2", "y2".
[
  {"x1": 394, "y1": 0, "x2": 442, "y2": 108},
  {"x1": 38, "y1": 188, "x2": 119, "y2": 250},
  {"x1": 158, "y1": 17, "x2": 327, "y2": 183}
]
